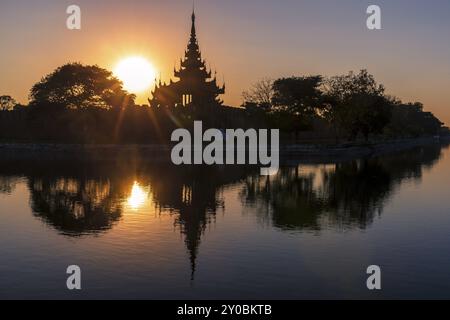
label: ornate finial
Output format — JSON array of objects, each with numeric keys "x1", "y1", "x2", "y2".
[
  {"x1": 190, "y1": 2, "x2": 196, "y2": 38},
  {"x1": 192, "y1": 1, "x2": 196, "y2": 23}
]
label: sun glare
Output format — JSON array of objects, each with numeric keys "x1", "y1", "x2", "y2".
[
  {"x1": 127, "y1": 182, "x2": 148, "y2": 210},
  {"x1": 114, "y1": 56, "x2": 156, "y2": 93}
]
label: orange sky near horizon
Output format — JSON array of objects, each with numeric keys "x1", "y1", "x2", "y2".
[{"x1": 1, "y1": 0, "x2": 450, "y2": 125}]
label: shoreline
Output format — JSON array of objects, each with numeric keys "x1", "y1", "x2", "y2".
[{"x1": 0, "y1": 137, "x2": 449, "y2": 164}]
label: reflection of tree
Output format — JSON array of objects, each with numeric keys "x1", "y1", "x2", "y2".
[
  {"x1": 243, "y1": 168, "x2": 324, "y2": 230},
  {"x1": 0, "y1": 142, "x2": 446, "y2": 279},
  {"x1": 0, "y1": 158, "x2": 140, "y2": 237},
  {"x1": 28, "y1": 177, "x2": 123, "y2": 236},
  {"x1": 323, "y1": 160, "x2": 391, "y2": 228},
  {"x1": 0, "y1": 157, "x2": 250, "y2": 280},
  {"x1": 0, "y1": 176, "x2": 19, "y2": 194},
  {"x1": 242, "y1": 144, "x2": 446, "y2": 231}
]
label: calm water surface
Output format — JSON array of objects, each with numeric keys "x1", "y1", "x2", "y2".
[{"x1": 1, "y1": 143, "x2": 450, "y2": 299}]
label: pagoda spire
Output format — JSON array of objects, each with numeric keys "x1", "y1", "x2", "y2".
[
  {"x1": 191, "y1": 4, "x2": 196, "y2": 40},
  {"x1": 148, "y1": 8, "x2": 225, "y2": 108}
]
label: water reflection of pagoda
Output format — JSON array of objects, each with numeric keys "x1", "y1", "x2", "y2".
[
  {"x1": 151, "y1": 167, "x2": 228, "y2": 280},
  {"x1": 149, "y1": 10, "x2": 225, "y2": 108}
]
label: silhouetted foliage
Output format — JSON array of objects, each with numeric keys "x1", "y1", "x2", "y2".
[
  {"x1": 271, "y1": 76, "x2": 326, "y2": 132},
  {"x1": 240, "y1": 70, "x2": 445, "y2": 142},
  {"x1": 0, "y1": 66, "x2": 447, "y2": 144},
  {"x1": 29, "y1": 63, "x2": 136, "y2": 111},
  {"x1": 242, "y1": 78, "x2": 274, "y2": 110},
  {"x1": 384, "y1": 101, "x2": 443, "y2": 137},
  {"x1": 323, "y1": 70, "x2": 392, "y2": 141}
]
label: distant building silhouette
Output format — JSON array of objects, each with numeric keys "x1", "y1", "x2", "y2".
[{"x1": 149, "y1": 9, "x2": 225, "y2": 108}]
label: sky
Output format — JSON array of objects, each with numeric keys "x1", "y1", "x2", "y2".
[{"x1": 1, "y1": 0, "x2": 450, "y2": 124}]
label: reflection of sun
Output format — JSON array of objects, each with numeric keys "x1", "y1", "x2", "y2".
[
  {"x1": 114, "y1": 56, "x2": 156, "y2": 93},
  {"x1": 127, "y1": 182, "x2": 147, "y2": 210}
]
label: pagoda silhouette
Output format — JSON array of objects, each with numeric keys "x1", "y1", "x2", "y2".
[{"x1": 149, "y1": 9, "x2": 225, "y2": 108}]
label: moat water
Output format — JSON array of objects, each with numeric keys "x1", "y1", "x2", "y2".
[{"x1": 1, "y1": 142, "x2": 450, "y2": 299}]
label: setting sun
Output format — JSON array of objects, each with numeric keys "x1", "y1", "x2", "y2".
[{"x1": 114, "y1": 56, "x2": 156, "y2": 93}]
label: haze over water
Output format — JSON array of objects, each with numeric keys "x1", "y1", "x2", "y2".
[{"x1": 0, "y1": 142, "x2": 449, "y2": 299}]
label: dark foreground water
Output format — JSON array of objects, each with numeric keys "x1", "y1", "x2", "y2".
[{"x1": 1, "y1": 142, "x2": 450, "y2": 299}]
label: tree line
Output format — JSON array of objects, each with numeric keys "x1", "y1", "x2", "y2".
[
  {"x1": 242, "y1": 70, "x2": 448, "y2": 141},
  {"x1": 0, "y1": 63, "x2": 448, "y2": 144}
]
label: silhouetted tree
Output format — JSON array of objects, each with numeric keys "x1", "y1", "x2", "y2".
[
  {"x1": 324, "y1": 70, "x2": 392, "y2": 141},
  {"x1": 272, "y1": 76, "x2": 324, "y2": 115},
  {"x1": 270, "y1": 76, "x2": 326, "y2": 134},
  {"x1": 242, "y1": 78, "x2": 274, "y2": 110},
  {"x1": 384, "y1": 101, "x2": 443, "y2": 137},
  {"x1": 29, "y1": 63, "x2": 136, "y2": 110}
]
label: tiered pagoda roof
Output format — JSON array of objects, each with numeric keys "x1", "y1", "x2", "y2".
[{"x1": 149, "y1": 10, "x2": 225, "y2": 108}]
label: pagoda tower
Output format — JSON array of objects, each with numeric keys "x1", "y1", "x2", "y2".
[{"x1": 149, "y1": 10, "x2": 225, "y2": 108}]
